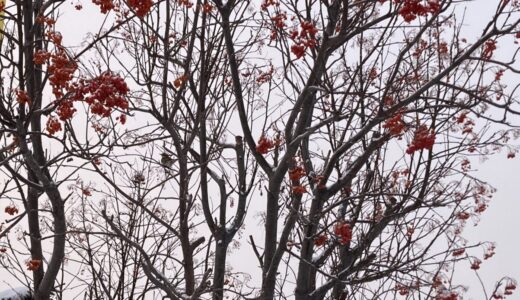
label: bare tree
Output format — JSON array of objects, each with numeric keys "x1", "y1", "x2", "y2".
[{"x1": 1, "y1": 0, "x2": 520, "y2": 299}]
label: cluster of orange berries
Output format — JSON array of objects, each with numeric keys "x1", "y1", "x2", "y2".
[
  {"x1": 26, "y1": 259, "x2": 42, "y2": 271},
  {"x1": 178, "y1": 0, "x2": 193, "y2": 8},
  {"x1": 260, "y1": 0, "x2": 279, "y2": 11},
  {"x1": 256, "y1": 135, "x2": 275, "y2": 154},
  {"x1": 386, "y1": 0, "x2": 441, "y2": 23},
  {"x1": 334, "y1": 222, "x2": 352, "y2": 245},
  {"x1": 127, "y1": 0, "x2": 153, "y2": 17},
  {"x1": 73, "y1": 72, "x2": 130, "y2": 123},
  {"x1": 314, "y1": 234, "x2": 327, "y2": 246},
  {"x1": 256, "y1": 65, "x2": 274, "y2": 84},
  {"x1": 46, "y1": 116, "x2": 62, "y2": 135},
  {"x1": 406, "y1": 125, "x2": 435, "y2": 154},
  {"x1": 92, "y1": 0, "x2": 153, "y2": 17},
  {"x1": 173, "y1": 74, "x2": 189, "y2": 89},
  {"x1": 256, "y1": 134, "x2": 282, "y2": 154},
  {"x1": 92, "y1": 0, "x2": 115, "y2": 13},
  {"x1": 383, "y1": 113, "x2": 407, "y2": 136},
  {"x1": 16, "y1": 90, "x2": 31, "y2": 105},
  {"x1": 290, "y1": 21, "x2": 319, "y2": 59}
]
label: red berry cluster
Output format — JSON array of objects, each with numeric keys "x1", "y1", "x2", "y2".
[
  {"x1": 46, "y1": 30, "x2": 63, "y2": 46},
  {"x1": 492, "y1": 280, "x2": 518, "y2": 298},
  {"x1": 484, "y1": 244, "x2": 496, "y2": 260},
  {"x1": 505, "y1": 281, "x2": 517, "y2": 295},
  {"x1": 482, "y1": 40, "x2": 497, "y2": 60},
  {"x1": 470, "y1": 258, "x2": 481, "y2": 270},
  {"x1": 261, "y1": 0, "x2": 279, "y2": 10},
  {"x1": 48, "y1": 49, "x2": 78, "y2": 98},
  {"x1": 256, "y1": 65, "x2": 274, "y2": 84},
  {"x1": 92, "y1": 0, "x2": 115, "y2": 14},
  {"x1": 173, "y1": 74, "x2": 189, "y2": 89},
  {"x1": 394, "y1": 0, "x2": 441, "y2": 23},
  {"x1": 16, "y1": 90, "x2": 31, "y2": 105},
  {"x1": 456, "y1": 211, "x2": 470, "y2": 220},
  {"x1": 290, "y1": 21, "x2": 318, "y2": 59},
  {"x1": 34, "y1": 50, "x2": 52, "y2": 65},
  {"x1": 395, "y1": 284, "x2": 409, "y2": 296},
  {"x1": 334, "y1": 222, "x2": 352, "y2": 245},
  {"x1": 4, "y1": 205, "x2": 19, "y2": 215},
  {"x1": 202, "y1": 2, "x2": 213, "y2": 13},
  {"x1": 26, "y1": 259, "x2": 42, "y2": 271},
  {"x1": 56, "y1": 100, "x2": 76, "y2": 121},
  {"x1": 292, "y1": 185, "x2": 307, "y2": 195},
  {"x1": 314, "y1": 234, "x2": 328, "y2": 246},
  {"x1": 178, "y1": 0, "x2": 193, "y2": 8},
  {"x1": 452, "y1": 248, "x2": 465, "y2": 257},
  {"x1": 36, "y1": 15, "x2": 57, "y2": 26},
  {"x1": 271, "y1": 12, "x2": 287, "y2": 29},
  {"x1": 46, "y1": 116, "x2": 62, "y2": 135},
  {"x1": 383, "y1": 113, "x2": 407, "y2": 136},
  {"x1": 406, "y1": 124, "x2": 435, "y2": 154},
  {"x1": 435, "y1": 290, "x2": 458, "y2": 300},
  {"x1": 495, "y1": 69, "x2": 505, "y2": 81},
  {"x1": 73, "y1": 72, "x2": 130, "y2": 118},
  {"x1": 288, "y1": 166, "x2": 306, "y2": 181},
  {"x1": 256, "y1": 135, "x2": 275, "y2": 154},
  {"x1": 127, "y1": 0, "x2": 153, "y2": 18},
  {"x1": 455, "y1": 112, "x2": 467, "y2": 124}
]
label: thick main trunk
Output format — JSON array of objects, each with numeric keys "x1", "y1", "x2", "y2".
[
  {"x1": 212, "y1": 239, "x2": 228, "y2": 300},
  {"x1": 27, "y1": 186, "x2": 44, "y2": 291}
]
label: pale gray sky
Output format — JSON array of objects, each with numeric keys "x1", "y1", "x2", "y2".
[{"x1": 1, "y1": 0, "x2": 519, "y2": 298}]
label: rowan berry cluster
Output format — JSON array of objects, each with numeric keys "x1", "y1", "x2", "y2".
[
  {"x1": 261, "y1": 0, "x2": 279, "y2": 11},
  {"x1": 26, "y1": 259, "x2": 42, "y2": 271},
  {"x1": 288, "y1": 166, "x2": 306, "y2": 181},
  {"x1": 435, "y1": 290, "x2": 459, "y2": 300},
  {"x1": 43, "y1": 49, "x2": 78, "y2": 99},
  {"x1": 178, "y1": 0, "x2": 193, "y2": 8},
  {"x1": 334, "y1": 222, "x2": 352, "y2": 245},
  {"x1": 290, "y1": 21, "x2": 319, "y2": 59},
  {"x1": 4, "y1": 205, "x2": 19, "y2": 215},
  {"x1": 393, "y1": 0, "x2": 441, "y2": 23},
  {"x1": 173, "y1": 74, "x2": 189, "y2": 89},
  {"x1": 406, "y1": 125, "x2": 435, "y2": 154},
  {"x1": 92, "y1": 0, "x2": 115, "y2": 13},
  {"x1": 452, "y1": 248, "x2": 465, "y2": 257},
  {"x1": 383, "y1": 113, "x2": 407, "y2": 136},
  {"x1": 72, "y1": 72, "x2": 130, "y2": 119},
  {"x1": 314, "y1": 234, "x2": 327, "y2": 246},
  {"x1": 256, "y1": 135, "x2": 275, "y2": 154},
  {"x1": 256, "y1": 65, "x2": 274, "y2": 84},
  {"x1": 292, "y1": 185, "x2": 307, "y2": 195},
  {"x1": 482, "y1": 40, "x2": 497, "y2": 60},
  {"x1": 127, "y1": 0, "x2": 153, "y2": 18},
  {"x1": 16, "y1": 90, "x2": 31, "y2": 105},
  {"x1": 470, "y1": 258, "x2": 482, "y2": 270},
  {"x1": 46, "y1": 116, "x2": 62, "y2": 135}
]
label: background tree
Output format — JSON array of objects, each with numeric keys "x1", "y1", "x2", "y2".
[{"x1": 1, "y1": 0, "x2": 520, "y2": 299}]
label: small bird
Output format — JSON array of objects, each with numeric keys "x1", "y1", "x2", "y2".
[
  {"x1": 160, "y1": 152, "x2": 175, "y2": 173},
  {"x1": 384, "y1": 196, "x2": 397, "y2": 209}
]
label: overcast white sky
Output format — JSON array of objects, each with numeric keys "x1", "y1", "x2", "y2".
[{"x1": 1, "y1": 0, "x2": 519, "y2": 298}]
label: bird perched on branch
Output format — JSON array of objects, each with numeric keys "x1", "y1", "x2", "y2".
[{"x1": 160, "y1": 152, "x2": 175, "y2": 174}]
